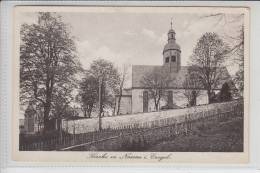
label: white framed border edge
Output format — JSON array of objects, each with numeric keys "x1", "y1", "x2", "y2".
[{"x1": 0, "y1": 0, "x2": 260, "y2": 171}]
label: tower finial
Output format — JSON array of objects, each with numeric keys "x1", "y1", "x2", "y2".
[{"x1": 171, "y1": 18, "x2": 173, "y2": 29}]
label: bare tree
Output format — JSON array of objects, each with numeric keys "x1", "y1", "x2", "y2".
[
  {"x1": 199, "y1": 13, "x2": 244, "y2": 28},
  {"x1": 189, "y1": 32, "x2": 230, "y2": 103},
  {"x1": 116, "y1": 64, "x2": 129, "y2": 115},
  {"x1": 183, "y1": 70, "x2": 202, "y2": 106},
  {"x1": 196, "y1": 13, "x2": 244, "y2": 95},
  {"x1": 20, "y1": 12, "x2": 81, "y2": 132},
  {"x1": 141, "y1": 69, "x2": 171, "y2": 111},
  {"x1": 233, "y1": 26, "x2": 244, "y2": 94}
]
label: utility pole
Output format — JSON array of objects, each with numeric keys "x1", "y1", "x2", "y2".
[{"x1": 98, "y1": 77, "x2": 103, "y2": 131}]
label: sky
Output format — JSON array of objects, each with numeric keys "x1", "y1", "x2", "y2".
[
  {"x1": 18, "y1": 9, "x2": 244, "y2": 118},
  {"x1": 18, "y1": 11, "x2": 244, "y2": 76}
]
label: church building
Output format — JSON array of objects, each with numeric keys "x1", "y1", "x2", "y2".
[{"x1": 115, "y1": 24, "x2": 234, "y2": 115}]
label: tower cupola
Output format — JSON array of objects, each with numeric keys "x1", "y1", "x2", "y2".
[{"x1": 163, "y1": 20, "x2": 181, "y2": 73}]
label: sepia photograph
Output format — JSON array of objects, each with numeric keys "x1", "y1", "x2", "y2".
[{"x1": 12, "y1": 6, "x2": 249, "y2": 163}]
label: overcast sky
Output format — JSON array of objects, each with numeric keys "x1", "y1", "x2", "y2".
[
  {"x1": 19, "y1": 11, "x2": 243, "y2": 76},
  {"x1": 18, "y1": 9, "x2": 244, "y2": 117}
]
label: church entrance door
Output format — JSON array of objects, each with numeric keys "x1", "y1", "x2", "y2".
[{"x1": 143, "y1": 91, "x2": 148, "y2": 112}]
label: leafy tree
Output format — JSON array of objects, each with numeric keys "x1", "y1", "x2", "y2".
[
  {"x1": 20, "y1": 12, "x2": 81, "y2": 132},
  {"x1": 51, "y1": 84, "x2": 75, "y2": 126},
  {"x1": 85, "y1": 59, "x2": 120, "y2": 115},
  {"x1": 189, "y1": 32, "x2": 230, "y2": 103},
  {"x1": 77, "y1": 75, "x2": 98, "y2": 118},
  {"x1": 141, "y1": 69, "x2": 171, "y2": 111}
]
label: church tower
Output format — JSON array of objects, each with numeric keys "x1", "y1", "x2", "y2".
[{"x1": 163, "y1": 20, "x2": 181, "y2": 73}]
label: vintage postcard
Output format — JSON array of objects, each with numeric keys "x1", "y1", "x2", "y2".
[{"x1": 12, "y1": 6, "x2": 249, "y2": 165}]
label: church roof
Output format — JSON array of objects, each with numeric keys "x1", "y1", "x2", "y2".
[{"x1": 132, "y1": 65, "x2": 235, "y2": 90}]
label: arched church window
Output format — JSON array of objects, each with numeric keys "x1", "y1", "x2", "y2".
[
  {"x1": 171, "y1": 56, "x2": 176, "y2": 62},
  {"x1": 165, "y1": 57, "x2": 169, "y2": 63}
]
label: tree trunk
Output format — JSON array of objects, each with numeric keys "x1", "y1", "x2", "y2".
[
  {"x1": 87, "y1": 108, "x2": 92, "y2": 118},
  {"x1": 57, "y1": 119, "x2": 61, "y2": 131},
  {"x1": 43, "y1": 102, "x2": 51, "y2": 133},
  {"x1": 84, "y1": 109, "x2": 87, "y2": 117},
  {"x1": 207, "y1": 90, "x2": 211, "y2": 104},
  {"x1": 112, "y1": 100, "x2": 116, "y2": 116},
  {"x1": 116, "y1": 67, "x2": 127, "y2": 115},
  {"x1": 116, "y1": 94, "x2": 122, "y2": 115},
  {"x1": 43, "y1": 82, "x2": 53, "y2": 132},
  {"x1": 155, "y1": 101, "x2": 159, "y2": 111},
  {"x1": 38, "y1": 119, "x2": 40, "y2": 133}
]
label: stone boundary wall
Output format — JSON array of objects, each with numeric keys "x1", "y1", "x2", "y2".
[
  {"x1": 20, "y1": 100, "x2": 243, "y2": 151},
  {"x1": 62, "y1": 100, "x2": 243, "y2": 134}
]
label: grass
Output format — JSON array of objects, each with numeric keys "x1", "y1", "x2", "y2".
[{"x1": 145, "y1": 116, "x2": 243, "y2": 152}]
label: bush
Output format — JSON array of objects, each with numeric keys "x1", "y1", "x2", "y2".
[{"x1": 219, "y1": 82, "x2": 232, "y2": 102}]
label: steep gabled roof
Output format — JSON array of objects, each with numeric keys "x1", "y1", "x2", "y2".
[{"x1": 132, "y1": 65, "x2": 235, "y2": 90}]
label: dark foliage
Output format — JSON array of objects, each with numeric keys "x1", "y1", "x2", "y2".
[
  {"x1": 20, "y1": 12, "x2": 81, "y2": 131},
  {"x1": 77, "y1": 75, "x2": 99, "y2": 117},
  {"x1": 219, "y1": 82, "x2": 232, "y2": 102}
]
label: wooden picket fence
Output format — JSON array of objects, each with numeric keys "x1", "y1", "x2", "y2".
[{"x1": 19, "y1": 99, "x2": 243, "y2": 151}]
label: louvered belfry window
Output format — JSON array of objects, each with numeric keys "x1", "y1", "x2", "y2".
[
  {"x1": 171, "y1": 56, "x2": 176, "y2": 62},
  {"x1": 165, "y1": 57, "x2": 169, "y2": 63}
]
